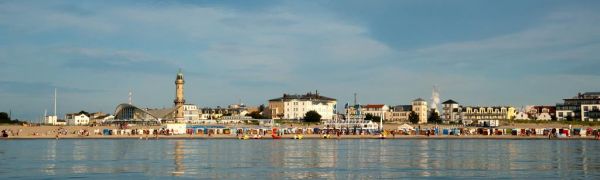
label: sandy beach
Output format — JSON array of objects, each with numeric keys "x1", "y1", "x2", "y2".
[{"x1": 1, "y1": 123, "x2": 599, "y2": 140}]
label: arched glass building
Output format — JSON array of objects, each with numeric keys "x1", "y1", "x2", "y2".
[{"x1": 113, "y1": 103, "x2": 175, "y2": 125}]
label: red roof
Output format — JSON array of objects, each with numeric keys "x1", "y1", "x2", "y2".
[{"x1": 364, "y1": 104, "x2": 385, "y2": 108}]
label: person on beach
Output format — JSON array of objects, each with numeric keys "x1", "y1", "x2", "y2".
[{"x1": 1, "y1": 130, "x2": 8, "y2": 138}]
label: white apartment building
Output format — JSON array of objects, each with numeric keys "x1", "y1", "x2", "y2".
[
  {"x1": 361, "y1": 104, "x2": 390, "y2": 120},
  {"x1": 183, "y1": 104, "x2": 200, "y2": 123},
  {"x1": 66, "y1": 113, "x2": 90, "y2": 126},
  {"x1": 441, "y1": 99, "x2": 460, "y2": 123},
  {"x1": 269, "y1": 92, "x2": 337, "y2": 121},
  {"x1": 582, "y1": 104, "x2": 600, "y2": 121},
  {"x1": 556, "y1": 92, "x2": 600, "y2": 121},
  {"x1": 44, "y1": 115, "x2": 58, "y2": 125}
]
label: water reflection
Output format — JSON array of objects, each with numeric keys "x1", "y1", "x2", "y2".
[
  {"x1": 1, "y1": 139, "x2": 600, "y2": 178},
  {"x1": 172, "y1": 140, "x2": 185, "y2": 176}
]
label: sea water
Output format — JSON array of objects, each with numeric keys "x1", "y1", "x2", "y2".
[{"x1": 0, "y1": 139, "x2": 599, "y2": 179}]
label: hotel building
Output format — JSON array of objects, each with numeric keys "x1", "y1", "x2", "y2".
[{"x1": 269, "y1": 91, "x2": 337, "y2": 121}]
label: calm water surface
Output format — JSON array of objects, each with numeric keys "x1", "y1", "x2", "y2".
[{"x1": 0, "y1": 139, "x2": 599, "y2": 179}]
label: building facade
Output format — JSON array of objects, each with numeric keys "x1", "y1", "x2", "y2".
[
  {"x1": 44, "y1": 115, "x2": 58, "y2": 125},
  {"x1": 412, "y1": 98, "x2": 428, "y2": 124},
  {"x1": 269, "y1": 92, "x2": 337, "y2": 121},
  {"x1": 183, "y1": 104, "x2": 200, "y2": 123},
  {"x1": 460, "y1": 106, "x2": 516, "y2": 124},
  {"x1": 556, "y1": 92, "x2": 600, "y2": 121},
  {"x1": 390, "y1": 105, "x2": 412, "y2": 122},
  {"x1": 361, "y1": 104, "x2": 390, "y2": 120},
  {"x1": 525, "y1": 106, "x2": 556, "y2": 121},
  {"x1": 441, "y1": 99, "x2": 461, "y2": 123},
  {"x1": 66, "y1": 113, "x2": 90, "y2": 126},
  {"x1": 582, "y1": 104, "x2": 600, "y2": 121}
]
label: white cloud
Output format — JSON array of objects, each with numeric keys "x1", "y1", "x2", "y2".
[{"x1": 400, "y1": 10, "x2": 600, "y2": 67}]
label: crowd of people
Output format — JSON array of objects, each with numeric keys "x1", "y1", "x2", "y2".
[{"x1": 1, "y1": 128, "x2": 22, "y2": 137}]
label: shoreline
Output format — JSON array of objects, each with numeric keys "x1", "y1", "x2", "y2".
[
  {"x1": 2, "y1": 124, "x2": 598, "y2": 141},
  {"x1": 2, "y1": 134, "x2": 596, "y2": 140}
]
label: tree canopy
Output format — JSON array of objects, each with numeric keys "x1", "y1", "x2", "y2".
[
  {"x1": 364, "y1": 113, "x2": 373, "y2": 120},
  {"x1": 246, "y1": 111, "x2": 267, "y2": 119},
  {"x1": 566, "y1": 114, "x2": 573, "y2": 121},
  {"x1": 0, "y1": 112, "x2": 22, "y2": 124},
  {"x1": 428, "y1": 111, "x2": 442, "y2": 124},
  {"x1": 304, "y1": 110, "x2": 322, "y2": 123},
  {"x1": 409, "y1": 111, "x2": 419, "y2": 124}
]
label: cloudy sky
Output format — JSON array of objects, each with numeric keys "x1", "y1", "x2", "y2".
[{"x1": 1, "y1": 0, "x2": 599, "y2": 121}]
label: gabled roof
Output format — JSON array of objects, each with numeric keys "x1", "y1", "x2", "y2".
[
  {"x1": 364, "y1": 104, "x2": 385, "y2": 108},
  {"x1": 442, "y1": 99, "x2": 458, "y2": 104}
]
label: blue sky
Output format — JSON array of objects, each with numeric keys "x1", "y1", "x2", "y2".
[{"x1": 1, "y1": 0, "x2": 600, "y2": 121}]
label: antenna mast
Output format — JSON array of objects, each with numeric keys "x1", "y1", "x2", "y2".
[{"x1": 54, "y1": 88, "x2": 57, "y2": 116}]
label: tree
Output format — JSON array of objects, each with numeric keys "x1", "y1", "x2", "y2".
[
  {"x1": 566, "y1": 114, "x2": 573, "y2": 121},
  {"x1": 409, "y1": 111, "x2": 419, "y2": 124},
  {"x1": 78, "y1": 111, "x2": 90, "y2": 116},
  {"x1": 0, "y1": 112, "x2": 21, "y2": 124},
  {"x1": 246, "y1": 111, "x2": 266, "y2": 119},
  {"x1": 428, "y1": 111, "x2": 442, "y2": 124},
  {"x1": 258, "y1": 104, "x2": 266, "y2": 112},
  {"x1": 0, "y1": 112, "x2": 10, "y2": 123},
  {"x1": 364, "y1": 114, "x2": 374, "y2": 120},
  {"x1": 373, "y1": 116, "x2": 381, "y2": 122},
  {"x1": 304, "y1": 110, "x2": 322, "y2": 123}
]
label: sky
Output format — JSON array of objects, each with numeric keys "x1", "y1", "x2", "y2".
[{"x1": 1, "y1": 0, "x2": 600, "y2": 121}]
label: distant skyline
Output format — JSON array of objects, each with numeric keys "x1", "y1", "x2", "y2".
[{"x1": 1, "y1": 0, "x2": 600, "y2": 121}]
